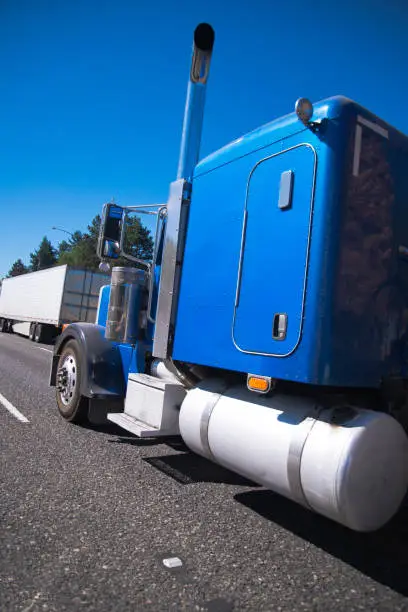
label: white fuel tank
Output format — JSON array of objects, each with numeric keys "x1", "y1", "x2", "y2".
[{"x1": 179, "y1": 381, "x2": 408, "y2": 532}]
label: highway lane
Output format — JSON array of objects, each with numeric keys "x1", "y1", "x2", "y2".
[{"x1": 1, "y1": 331, "x2": 408, "y2": 611}]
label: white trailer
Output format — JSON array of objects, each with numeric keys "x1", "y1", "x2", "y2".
[{"x1": 0, "y1": 265, "x2": 109, "y2": 342}]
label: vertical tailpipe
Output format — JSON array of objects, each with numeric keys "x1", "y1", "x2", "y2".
[{"x1": 177, "y1": 23, "x2": 215, "y2": 181}]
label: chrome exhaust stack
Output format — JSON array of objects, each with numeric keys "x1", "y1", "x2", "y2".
[{"x1": 176, "y1": 23, "x2": 215, "y2": 181}]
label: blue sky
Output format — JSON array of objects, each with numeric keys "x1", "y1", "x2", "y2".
[{"x1": 1, "y1": 0, "x2": 407, "y2": 277}]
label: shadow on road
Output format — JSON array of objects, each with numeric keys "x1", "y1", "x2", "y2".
[
  {"x1": 80, "y1": 417, "x2": 192, "y2": 449},
  {"x1": 85, "y1": 420, "x2": 408, "y2": 596},
  {"x1": 235, "y1": 489, "x2": 408, "y2": 596},
  {"x1": 83, "y1": 418, "x2": 408, "y2": 594},
  {"x1": 143, "y1": 452, "x2": 258, "y2": 487},
  {"x1": 80, "y1": 421, "x2": 130, "y2": 436},
  {"x1": 10, "y1": 331, "x2": 56, "y2": 346},
  {"x1": 109, "y1": 435, "x2": 188, "y2": 450},
  {"x1": 88, "y1": 421, "x2": 255, "y2": 485}
]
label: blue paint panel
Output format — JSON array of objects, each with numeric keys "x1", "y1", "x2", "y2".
[
  {"x1": 118, "y1": 343, "x2": 134, "y2": 381},
  {"x1": 96, "y1": 284, "x2": 110, "y2": 327},
  {"x1": 172, "y1": 133, "x2": 316, "y2": 379},
  {"x1": 95, "y1": 281, "x2": 153, "y2": 390},
  {"x1": 195, "y1": 96, "x2": 353, "y2": 178},
  {"x1": 173, "y1": 95, "x2": 408, "y2": 388},
  {"x1": 233, "y1": 144, "x2": 316, "y2": 356},
  {"x1": 109, "y1": 206, "x2": 123, "y2": 218}
]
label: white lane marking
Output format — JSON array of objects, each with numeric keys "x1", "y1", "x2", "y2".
[
  {"x1": 0, "y1": 391, "x2": 29, "y2": 423},
  {"x1": 39, "y1": 348, "x2": 53, "y2": 353}
]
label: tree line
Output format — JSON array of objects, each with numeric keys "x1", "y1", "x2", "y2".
[{"x1": 5, "y1": 213, "x2": 154, "y2": 278}]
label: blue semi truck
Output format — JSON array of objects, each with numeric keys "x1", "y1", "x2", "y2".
[{"x1": 50, "y1": 24, "x2": 408, "y2": 532}]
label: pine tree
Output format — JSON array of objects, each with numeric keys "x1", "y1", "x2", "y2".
[
  {"x1": 7, "y1": 259, "x2": 29, "y2": 277},
  {"x1": 30, "y1": 237, "x2": 58, "y2": 271},
  {"x1": 57, "y1": 214, "x2": 154, "y2": 271},
  {"x1": 122, "y1": 215, "x2": 154, "y2": 263}
]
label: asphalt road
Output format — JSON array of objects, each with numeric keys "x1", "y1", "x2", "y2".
[{"x1": 1, "y1": 331, "x2": 408, "y2": 612}]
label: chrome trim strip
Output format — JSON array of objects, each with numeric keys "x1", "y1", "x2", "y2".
[
  {"x1": 287, "y1": 413, "x2": 317, "y2": 509},
  {"x1": 147, "y1": 206, "x2": 168, "y2": 324},
  {"x1": 357, "y1": 115, "x2": 389, "y2": 139},
  {"x1": 353, "y1": 124, "x2": 362, "y2": 178},
  {"x1": 198, "y1": 381, "x2": 229, "y2": 461},
  {"x1": 232, "y1": 142, "x2": 318, "y2": 358},
  {"x1": 153, "y1": 180, "x2": 189, "y2": 359},
  {"x1": 125, "y1": 204, "x2": 166, "y2": 210},
  {"x1": 118, "y1": 205, "x2": 167, "y2": 272},
  {"x1": 234, "y1": 209, "x2": 248, "y2": 310}
]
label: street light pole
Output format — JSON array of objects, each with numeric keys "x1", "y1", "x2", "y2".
[{"x1": 51, "y1": 226, "x2": 74, "y2": 239}]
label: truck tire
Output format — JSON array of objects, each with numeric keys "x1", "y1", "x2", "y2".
[
  {"x1": 55, "y1": 340, "x2": 89, "y2": 423},
  {"x1": 0, "y1": 318, "x2": 12, "y2": 333},
  {"x1": 34, "y1": 323, "x2": 48, "y2": 343},
  {"x1": 29, "y1": 323, "x2": 36, "y2": 341}
]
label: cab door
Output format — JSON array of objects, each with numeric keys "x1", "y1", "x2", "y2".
[{"x1": 233, "y1": 143, "x2": 317, "y2": 357}]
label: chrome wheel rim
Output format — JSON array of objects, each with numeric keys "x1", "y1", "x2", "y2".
[{"x1": 56, "y1": 352, "x2": 77, "y2": 406}]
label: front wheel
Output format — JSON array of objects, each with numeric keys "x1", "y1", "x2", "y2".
[{"x1": 56, "y1": 340, "x2": 89, "y2": 423}]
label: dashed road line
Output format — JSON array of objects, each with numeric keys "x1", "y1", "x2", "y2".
[{"x1": 0, "y1": 391, "x2": 29, "y2": 423}]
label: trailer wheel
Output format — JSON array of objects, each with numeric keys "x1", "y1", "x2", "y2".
[
  {"x1": 34, "y1": 324, "x2": 42, "y2": 343},
  {"x1": 29, "y1": 323, "x2": 36, "y2": 341},
  {"x1": 34, "y1": 324, "x2": 48, "y2": 343},
  {"x1": 56, "y1": 340, "x2": 89, "y2": 423},
  {"x1": 0, "y1": 318, "x2": 12, "y2": 333}
]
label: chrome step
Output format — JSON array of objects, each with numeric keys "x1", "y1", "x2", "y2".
[
  {"x1": 107, "y1": 372, "x2": 186, "y2": 437},
  {"x1": 107, "y1": 412, "x2": 177, "y2": 438}
]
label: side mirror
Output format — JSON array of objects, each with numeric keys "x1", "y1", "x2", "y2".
[{"x1": 97, "y1": 203, "x2": 124, "y2": 260}]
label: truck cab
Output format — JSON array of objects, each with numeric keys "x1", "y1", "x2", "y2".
[{"x1": 50, "y1": 24, "x2": 408, "y2": 533}]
